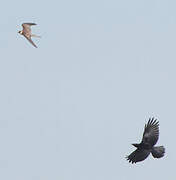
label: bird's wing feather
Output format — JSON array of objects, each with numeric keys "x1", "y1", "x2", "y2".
[
  {"x1": 22, "y1": 23, "x2": 36, "y2": 33},
  {"x1": 24, "y1": 36, "x2": 37, "y2": 48},
  {"x1": 22, "y1": 23, "x2": 36, "y2": 27},
  {"x1": 142, "y1": 117, "x2": 159, "y2": 146},
  {"x1": 126, "y1": 149, "x2": 150, "y2": 164}
]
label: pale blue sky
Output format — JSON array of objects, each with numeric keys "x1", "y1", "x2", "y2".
[{"x1": 0, "y1": 0, "x2": 175, "y2": 179}]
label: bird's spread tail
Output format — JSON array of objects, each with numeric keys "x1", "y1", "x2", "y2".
[{"x1": 151, "y1": 146, "x2": 165, "y2": 158}]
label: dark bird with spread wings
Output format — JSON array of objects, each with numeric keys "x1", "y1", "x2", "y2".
[
  {"x1": 126, "y1": 117, "x2": 165, "y2": 164},
  {"x1": 18, "y1": 23, "x2": 40, "y2": 48}
]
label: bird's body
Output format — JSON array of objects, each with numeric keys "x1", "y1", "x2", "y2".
[
  {"x1": 18, "y1": 23, "x2": 40, "y2": 48},
  {"x1": 132, "y1": 143, "x2": 152, "y2": 150},
  {"x1": 126, "y1": 118, "x2": 165, "y2": 164}
]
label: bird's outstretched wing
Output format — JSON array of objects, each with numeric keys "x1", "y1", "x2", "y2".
[
  {"x1": 142, "y1": 117, "x2": 159, "y2": 146},
  {"x1": 22, "y1": 23, "x2": 36, "y2": 34},
  {"x1": 126, "y1": 149, "x2": 150, "y2": 164},
  {"x1": 24, "y1": 36, "x2": 37, "y2": 48}
]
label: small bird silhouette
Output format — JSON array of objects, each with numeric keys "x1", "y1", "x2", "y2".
[
  {"x1": 126, "y1": 117, "x2": 165, "y2": 164},
  {"x1": 18, "y1": 23, "x2": 40, "y2": 48}
]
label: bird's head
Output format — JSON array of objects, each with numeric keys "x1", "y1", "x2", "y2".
[
  {"x1": 18, "y1": 30, "x2": 23, "y2": 35},
  {"x1": 132, "y1": 143, "x2": 140, "y2": 148}
]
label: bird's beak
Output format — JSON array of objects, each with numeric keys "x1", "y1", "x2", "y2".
[{"x1": 132, "y1": 143, "x2": 139, "y2": 148}]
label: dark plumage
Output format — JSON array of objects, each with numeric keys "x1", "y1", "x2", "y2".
[{"x1": 126, "y1": 117, "x2": 165, "y2": 164}]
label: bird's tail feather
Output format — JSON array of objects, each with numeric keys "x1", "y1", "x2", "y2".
[
  {"x1": 31, "y1": 34, "x2": 41, "y2": 38},
  {"x1": 151, "y1": 146, "x2": 165, "y2": 158}
]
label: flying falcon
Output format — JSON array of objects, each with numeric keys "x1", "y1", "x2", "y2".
[
  {"x1": 126, "y1": 117, "x2": 165, "y2": 164},
  {"x1": 18, "y1": 23, "x2": 40, "y2": 48}
]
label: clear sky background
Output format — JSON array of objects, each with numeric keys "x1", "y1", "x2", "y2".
[{"x1": 0, "y1": 0, "x2": 175, "y2": 179}]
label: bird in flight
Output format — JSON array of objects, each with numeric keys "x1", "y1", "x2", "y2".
[
  {"x1": 18, "y1": 23, "x2": 40, "y2": 48},
  {"x1": 126, "y1": 117, "x2": 165, "y2": 164}
]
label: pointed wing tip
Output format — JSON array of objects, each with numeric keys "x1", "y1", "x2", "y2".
[
  {"x1": 33, "y1": 44, "x2": 38, "y2": 48},
  {"x1": 26, "y1": 37, "x2": 38, "y2": 48}
]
